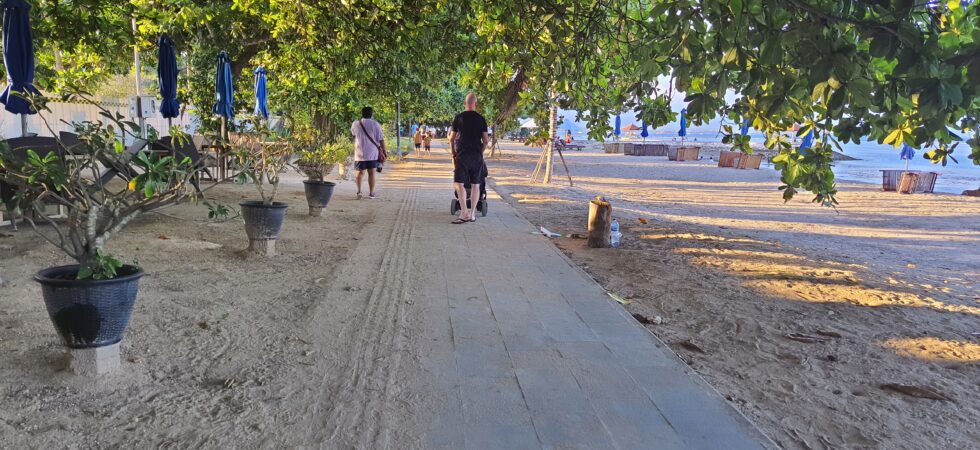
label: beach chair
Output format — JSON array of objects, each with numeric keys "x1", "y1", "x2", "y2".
[
  {"x1": 150, "y1": 136, "x2": 216, "y2": 193},
  {"x1": 1, "y1": 137, "x2": 68, "y2": 229},
  {"x1": 59, "y1": 132, "x2": 148, "y2": 186}
]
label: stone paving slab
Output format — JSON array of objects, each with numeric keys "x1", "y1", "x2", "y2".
[{"x1": 398, "y1": 156, "x2": 773, "y2": 449}]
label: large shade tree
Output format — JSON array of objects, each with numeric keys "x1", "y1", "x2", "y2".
[{"x1": 14, "y1": 0, "x2": 979, "y2": 202}]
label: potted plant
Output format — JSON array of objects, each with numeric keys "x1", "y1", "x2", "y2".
[
  {"x1": 289, "y1": 123, "x2": 350, "y2": 216},
  {"x1": 0, "y1": 98, "x2": 197, "y2": 354},
  {"x1": 295, "y1": 139, "x2": 351, "y2": 216},
  {"x1": 229, "y1": 119, "x2": 293, "y2": 255}
]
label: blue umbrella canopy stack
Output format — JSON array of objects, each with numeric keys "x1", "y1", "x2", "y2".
[
  {"x1": 614, "y1": 114, "x2": 621, "y2": 141},
  {"x1": 253, "y1": 66, "x2": 268, "y2": 119},
  {"x1": 157, "y1": 35, "x2": 180, "y2": 124},
  {"x1": 799, "y1": 130, "x2": 814, "y2": 154},
  {"x1": 213, "y1": 51, "x2": 234, "y2": 138},
  {"x1": 1, "y1": 0, "x2": 42, "y2": 135},
  {"x1": 900, "y1": 143, "x2": 916, "y2": 171},
  {"x1": 678, "y1": 108, "x2": 687, "y2": 144}
]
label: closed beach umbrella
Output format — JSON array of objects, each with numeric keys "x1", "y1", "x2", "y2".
[
  {"x1": 1, "y1": 0, "x2": 41, "y2": 136},
  {"x1": 740, "y1": 119, "x2": 750, "y2": 136},
  {"x1": 157, "y1": 35, "x2": 180, "y2": 121},
  {"x1": 614, "y1": 114, "x2": 621, "y2": 140},
  {"x1": 799, "y1": 130, "x2": 814, "y2": 154},
  {"x1": 213, "y1": 51, "x2": 234, "y2": 118},
  {"x1": 678, "y1": 108, "x2": 688, "y2": 143},
  {"x1": 641, "y1": 121, "x2": 649, "y2": 141},
  {"x1": 213, "y1": 51, "x2": 233, "y2": 138},
  {"x1": 253, "y1": 66, "x2": 268, "y2": 119},
  {"x1": 900, "y1": 143, "x2": 916, "y2": 171}
]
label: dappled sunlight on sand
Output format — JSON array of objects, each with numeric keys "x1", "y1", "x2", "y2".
[
  {"x1": 647, "y1": 211, "x2": 980, "y2": 243},
  {"x1": 675, "y1": 245, "x2": 980, "y2": 315},
  {"x1": 639, "y1": 232, "x2": 774, "y2": 246},
  {"x1": 880, "y1": 337, "x2": 980, "y2": 363}
]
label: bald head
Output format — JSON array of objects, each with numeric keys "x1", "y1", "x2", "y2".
[{"x1": 465, "y1": 92, "x2": 477, "y2": 110}]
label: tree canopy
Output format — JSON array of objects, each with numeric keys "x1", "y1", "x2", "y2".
[{"x1": 13, "y1": 0, "x2": 980, "y2": 203}]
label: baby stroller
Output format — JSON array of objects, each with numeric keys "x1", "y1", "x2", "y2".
[{"x1": 451, "y1": 162, "x2": 489, "y2": 217}]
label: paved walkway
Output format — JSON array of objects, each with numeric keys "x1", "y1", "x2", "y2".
[{"x1": 380, "y1": 153, "x2": 772, "y2": 449}]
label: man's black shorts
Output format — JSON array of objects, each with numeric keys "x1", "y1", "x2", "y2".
[{"x1": 454, "y1": 158, "x2": 485, "y2": 185}]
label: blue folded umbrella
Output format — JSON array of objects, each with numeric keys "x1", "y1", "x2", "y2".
[
  {"x1": 254, "y1": 66, "x2": 268, "y2": 119},
  {"x1": 678, "y1": 109, "x2": 687, "y2": 138},
  {"x1": 0, "y1": 0, "x2": 41, "y2": 115},
  {"x1": 899, "y1": 143, "x2": 915, "y2": 160},
  {"x1": 740, "y1": 119, "x2": 750, "y2": 136},
  {"x1": 614, "y1": 115, "x2": 621, "y2": 139},
  {"x1": 640, "y1": 121, "x2": 649, "y2": 138},
  {"x1": 799, "y1": 130, "x2": 814, "y2": 154},
  {"x1": 213, "y1": 51, "x2": 234, "y2": 118},
  {"x1": 157, "y1": 35, "x2": 180, "y2": 119}
]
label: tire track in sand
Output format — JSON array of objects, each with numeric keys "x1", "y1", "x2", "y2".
[{"x1": 308, "y1": 187, "x2": 419, "y2": 448}]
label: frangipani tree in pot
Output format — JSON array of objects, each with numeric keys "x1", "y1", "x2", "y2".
[
  {"x1": 293, "y1": 134, "x2": 351, "y2": 216},
  {"x1": 229, "y1": 118, "x2": 293, "y2": 255},
  {"x1": 0, "y1": 98, "x2": 197, "y2": 351}
]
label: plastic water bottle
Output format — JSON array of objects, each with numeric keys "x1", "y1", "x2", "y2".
[{"x1": 610, "y1": 219, "x2": 622, "y2": 248}]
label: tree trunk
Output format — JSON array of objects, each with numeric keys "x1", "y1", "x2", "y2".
[{"x1": 588, "y1": 199, "x2": 611, "y2": 248}]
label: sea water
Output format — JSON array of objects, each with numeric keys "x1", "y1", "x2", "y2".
[{"x1": 564, "y1": 128, "x2": 980, "y2": 194}]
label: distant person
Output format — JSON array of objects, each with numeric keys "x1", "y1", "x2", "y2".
[
  {"x1": 351, "y1": 106, "x2": 386, "y2": 199},
  {"x1": 423, "y1": 131, "x2": 432, "y2": 155},
  {"x1": 413, "y1": 129, "x2": 423, "y2": 156},
  {"x1": 565, "y1": 129, "x2": 573, "y2": 144},
  {"x1": 448, "y1": 92, "x2": 489, "y2": 224}
]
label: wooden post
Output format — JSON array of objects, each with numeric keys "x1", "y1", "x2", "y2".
[{"x1": 587, "y1": 198, "x2": 611, "y2": 248}]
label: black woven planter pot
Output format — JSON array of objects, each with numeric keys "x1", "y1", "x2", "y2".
[
  {"x1": 302, "y1": 180, "x2": 336, "y2": 216},
  {"x1": 240, "y1": 201, "x2": 288, "y2": 255},
  {"x1": 35, "y1": 264, "x2": 143, "y2": 349}
]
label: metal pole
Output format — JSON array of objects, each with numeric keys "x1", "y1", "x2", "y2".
[
  {"x1": 20, "y1": 114, "x2": 27, "y2": 137},
  {"x1": 396, "y1": 101, "x2": 402, "y2": 159},
  {"x1": 132, "y1": 17, "x2": 146, "y2": 139}
]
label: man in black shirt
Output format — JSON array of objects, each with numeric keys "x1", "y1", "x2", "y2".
[{"x1": 448, "y1": 92, "x2": 490, "y2": 223}]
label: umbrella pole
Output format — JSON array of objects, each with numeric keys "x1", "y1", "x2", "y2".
[
  {"x1": 221, "y1": 117, "x2": 227, "y2": 141},
  {"x1": 20, "y1": 114, "x2": 27, "y2": 137}
]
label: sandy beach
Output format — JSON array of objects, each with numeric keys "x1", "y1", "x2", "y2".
[
  {"x1": 0, "y1": 174, "x2": 443, "y2": 447},
  {"x1": 487, "y1": 141, "x2": 980, "y2": 449}
]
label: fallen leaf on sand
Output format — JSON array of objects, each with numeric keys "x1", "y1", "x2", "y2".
[
  {"x1": 638, "y1": 218, "x2": 649, "y2": 224},
  {"x1": 678, "y1": 340, "x2": 706, "y2": 354},
  {"x1": 607, "y1": 292, "x2": 632, "y2": 305},
  {"x1": 567, "y1": 233, "x2": 587, "y2": 239},
  {"x1": 158, "y1": 234, "x2": 170, "y2": 240},
  {"x1": 881, "y1": 384, "x2": 951, "y2": 401},
  {"x1": 815, "y1": 330, "x2": 843, "y2": 338},
  {"x1": 785, "y1": 333, "x2": 829, "y2": 343}
]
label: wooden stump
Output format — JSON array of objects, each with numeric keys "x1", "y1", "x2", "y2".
[{"x1": 588, "y1": 199, "x2": 611, "y2": 248}]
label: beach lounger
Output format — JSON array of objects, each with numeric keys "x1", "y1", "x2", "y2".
[{"x1": 1, "y1": 137, "x2": 68, "y2": 229}]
